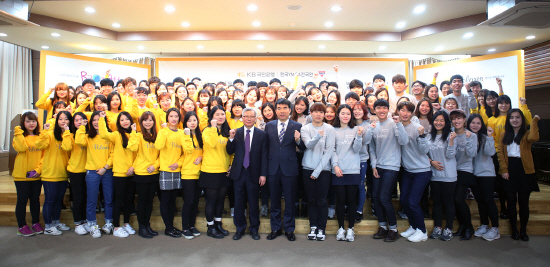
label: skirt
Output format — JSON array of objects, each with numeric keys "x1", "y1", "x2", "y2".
[
  {"x1": 502, "y1": 157, "x2": 540, "y2": 193},
  {"x1": 200, "y1": 172, "x2": 231, "y2": 188},
  {"x1": 159, "y1": 171, "x2": 182, "y2": 190},
  {"x1": 331, "y1": 173, "x2": 361, "y2": 186},
  {"x1": 457, "y1": 171, "x2": 475, "y2": 186}
]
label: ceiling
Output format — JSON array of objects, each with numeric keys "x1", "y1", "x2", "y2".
[{"x1": 0, "y1": 0, "x2": 548, "y2": 56}]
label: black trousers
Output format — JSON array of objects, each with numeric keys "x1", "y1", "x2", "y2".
[
  {"x1": 14, "y1": 180, "x2": 42, "y2": 228},
  {"x1": 454, "y1": 171, "x2": 474, "y2": 228},
  {"x1": 335, "y1": 184, "x2": 358, "y2": 229},
  {"x1": 233, "y1": 168, "x2": 261, "y2": 233},
  {"x1": 269, "y1": 167, "x2": 298, "y2": 233},
  {"x1": 181, "y1": 179, "x2": 201, "y2": 230},
  {"x1": 507, "y1": 192, "x2": 531, "y2": 232},
  {"x1": 204, "y1": 187, "x2": 228, "y2": 222},
  {"x1": 160, "y1": 189, "x2": 178, "y2": 231},
  {"x1": 135, "y1": 175, "x2": 157, "y2": 227},
  {"x1": 295, "y1": 153, "x2": 308, "y2": 205},
  {"x1": 69, "y1": 172, "x2": 87, "y2": 224},
  {"x1": 112, "y1": 176, "x2": 134, "y2": 227},
  {"x1": 303, "y1": 169, "x2": 331, "y2": 230},
  {"x1": 471, "y1": 176, "x2": 499, "y2": 227},
  {"x1": 432, "y1": 181, "x2": 456, "y2": 230}
]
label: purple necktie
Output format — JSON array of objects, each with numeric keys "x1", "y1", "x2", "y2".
[{"x1": 244, "y1": 129, "x2": 250, "y2": 168}]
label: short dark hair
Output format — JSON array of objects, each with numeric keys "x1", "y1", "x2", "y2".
[
  {"x1": 397, "y1": 101, "x2": 415, "y2": 113},
  {"x1": 333, "y1": 104, "x2": 356, "y2": 129},
  {"x1": 373, "y1": 99, "x2": 389, "y2": 109},
  {"x1": 186, "y1": 83, "x2": 196, "y2": 89},
  {"x1": 20, "y1": 111, "x2": 40, "y2": 136},
  {"x1": 450, "y1": 74, "x2": 464, "y2": 83},
  {"x1": 440, "y1": 81, "x2": 451, "y2": 90},
  {"x1": 345, "y1": 92, "x2": 360, "y2": 101},
  {"x1": 136, "y1": 86, "x2": 148, "y2": 95},
  {"x1": 257, "y1": 81, "x2": 268, "y2": 88},
  {"x1": 173, "y1": 77, "x2": 185, "y2": 84},
  {"x1": 100, "y1": 78, "x2": 114, "y2": 87},
  {"x1": 392, "y1": 74, "x2": 406, "y2": 84},
  {"x1": 275, "y1": 98, "x2": 291, "y2": 109},
  {"x1": 247, "y1": 81, "x2": 257, "y2": 87},
  {"x1": 82, "y1": 79, "x2": 96, "y2": 87},
  {"x1": 191, "y1": 77, "x2": 201, "y2": 82},
  {"x1": 319, "y1": 80, "x2": 328, "y2": 88},
  {"x1": 269, "y1": 78, "x2": 281, "y2": 85},
  {"x1": 230, "y1": 99, "x2": 246, "y2": 118},
  {"x1": 412, "y1": 80, "x2": 427, "y2": 89},
  {"x1": 166, "y1": 82, "x2": 174, "y2": 87},
  {"x1": 469, "y1": 81, "x2": 482, "y2": 88},
  {"x1": 327, "y1": 82, "x2": 338, "y2": 89},
  {"x1": 349, "y1": 79, "x2": 363, "y2": 89},
  {"x1": 115, "y1": 80, "x2": 123, "y2": 87},
  {"x1": 310, "y1": 102, "x2": 326, "y2": 113},
  {"x1": 233, "y1": 79, "x2": 244, "y2": 85},
  {"x1": 148, "y1": 76, "x2": 160, "y2": 84},
  {"x1": 373, "y1": 74, "x2": 385, "y2": 82},
  {"x1": 305, "y1": 82, "x2": 316, "y2": 88}
]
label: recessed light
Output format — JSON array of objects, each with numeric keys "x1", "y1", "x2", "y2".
[
  {"x1": 290, "y1": 22, "x2": 296, "y2": 27},
  {"x1": 435, "y1": 45, "x2": 444, "y2": 51},
  {"x1": 325, "y1": 21, "x2": 333, "y2": 27},
  {"x1": 51, "y1": 33, "x2": 60, "y2": 37},
  {"x1": 396, "y1": 22, "x2": 406, "y2": 29},
  {"x1": 252, "y1": 21, "x2": 261, "y2": 27},
  {"x1": 165, "y1": 5, "x2": 175, "y2": 13},
  {"x1": 247, "y1": 4, "x2": 257, "y2": 11},
  {"x1": 318, "y1": 45, "x2": 325, "y2": 49},
  {"x1": 379, "y1": 46, "x2": 387, "y2": 50},
  {"x1": 112, "y1": 23, "x2": 120, "y2": 28},
  {"x1": 137, "y1": 45, "x2": 145, "y2": 50},
  {"x1": 526, "y1": 35, "x2": 535, "y2": 39},
  {"x1": 331, "y1": 6, "x2": 342, "y2": 12},
  {"x1": 0, "y1": 33, "x2": 7, "y2": 37},
  {"x1": 287, "y1": 5, "x2": 302, "y2": 11},
  {"x1": 41, "y1": 46, "x2": 49, "y2": 49},
  {"x1": 463, "y1": 32, "x2": 474, "y2": 39},
  {"x1": 257, "y1": 44, "x2": 264, "y2": 49},
  {"x1": 197, "y1": 45, "x2": 204, "y2": 49},
  {"x1": 84, "y1": 7, "x2": 95, "y2": 13},
  {"x1": 413, "y1": 5, "x2": 425, "y2": 14},
  {"x1": 488, "y1": 48, "x2": 496, "y2": 52},
  {"x1": 181, "y1": 22, "x2": 190, "y2": 27}
]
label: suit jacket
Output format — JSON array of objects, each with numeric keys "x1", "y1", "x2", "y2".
[
  {"x1": 226, "y1": 126, "x2": 268, "y2": 182},
  {"x1": 265, "y1": 120, "x2": 306, "y2": 176}
]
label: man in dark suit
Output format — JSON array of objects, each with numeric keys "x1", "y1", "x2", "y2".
[
  {"x1": 226, "y1": 107, "x2": 268, "y2": 240},
  {"x1": 264, "y1": 98, "x2": 306, "y2": 241}
]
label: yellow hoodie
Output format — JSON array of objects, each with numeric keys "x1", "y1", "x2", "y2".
[
  {"x1": 12, "y1": 126, "x2": 43, "y2": 181},
  {"x1": 35, "y1": 129, "x2": 69, "y2": 182},
  {"x1": 154, "y1": 127, "x2": 184, "y2": 172},
  {"x1": 75, "y1": 125, "x2": 114, "y2": 170},
  {"x1": 36, "y1": 90, "x2": 75, "y2": 119},
  {"x1": 98, "y1": 119, "x2": 137, "y2": 177},
  {"x1": 180, "y1": 134, "x2": 202, "y2": 179},
  {"x1": 200, "y1": 127, "x2": 231, "y2": 173},
  {"x1": 61, "y1": 131, "x2": 87, "y2": 173},
  {"x1": 127, "y1": 132, "x2": 160, "y2": 176}
]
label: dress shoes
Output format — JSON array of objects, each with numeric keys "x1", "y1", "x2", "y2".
[
  {"x1": 266, "y1": 229, "x2": 283, "y2": 240},
  {"x1": 233, "y1": 231, "x2": 245, "y2": 240},
  {"x1": 285, "y1": 232, "x2": 296, "y2": 241},
  {"x1": 251, "y1": 231, "x2": 260, "y2": 240}
]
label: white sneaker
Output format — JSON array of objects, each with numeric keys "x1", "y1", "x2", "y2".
[
  {"x1": 316, "y1": 229, "x2": 326, "y2": 241},
  {"x1": 474, "y1": 225, "x2": 489, "y2": 237},
  {"x1": 400, "y1": 226, "x2": 416, "y2": 238},
  {"x1": 482, "y1": 227, "x2": 500, "y2": 241},
  {"x1": 336, "y1": 227, "x2": 346, "y2": 241},
  {"x1": 102, "y1": 223, "x2": 114, "y2": 235},
  {"x1": 113, "y1": 227, "x2": 129, "y2": 238},
  {"x1": 231, "y1": 207, "x2": 235, "y2": 217},
  {"x1": 328, "y1": 207, "x2": 335, "y2": 219},
  {"x1": 122, "y1": 224, "x2": 136, "y2": 235},
  {"x1": 90, "y1": 225, "x2": 102, "y2": 238},
  {"x1": 75, "y1": 224, "x2": 88, "y2": 235},
  {"x1": 308, "y1": 227, "x2": 317, "y2": 240},
  {"x1": 346, "y1": 228, "x2": 355, "y2": 242},
  {"x1": 84, "y1": 223, "x2": 91, "y2": 233},
  {"x1": 408, "y1": 229, "x2": 428, "y2": 242},
  {"x1": 44, "y1": 227, "x2": 63, "y2": 236},
  {"x1": 56, "y1": 223, "x2": 70, "y2": 231}
]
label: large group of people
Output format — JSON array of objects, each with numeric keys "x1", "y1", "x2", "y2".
[{"x1": 12, "y1": 66, "x2": 540, "y2": 243}]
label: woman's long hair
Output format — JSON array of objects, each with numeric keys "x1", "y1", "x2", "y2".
[
  {"x1": 502, "y1": 108, "x2": 527, "y2": 146},
  {"x1": 332, "y1": 104, "x2": 356, "y2": 129},
  {"x1": 183, "y1": 111, "x2": 203, "y2": 149},
  {"x1": 139, "y1": 111, "x2": 157, "y2": 143},
  {"x1": 20, "y1": 112, "x2": 40, "y2": 137},
  {"x1": 484, "y1": 90, "x2": 499, "y2": 118},
  {"x1": 116, "y1": 111, "x2": 133, "y2": 148},
  {"x1": 53, "y1": 111, "x2": 74, "y2": 141},
  {"x1": 467, "y1": 113, "x2": 487, "y2": 153},
  {"x1": 430, "y1": 110, "x2": 451, "y2": 142},
  {"x1": 494, "y1": 95, "x2": 511, "y2": 117},
  {"x1": 291, "y1": 96, "x2": 310, "y2": 121},
  {"x1": 207, "y1": 105, "x2": 230, "y2": 138}
]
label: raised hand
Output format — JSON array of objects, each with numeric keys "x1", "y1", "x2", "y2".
[
  {"x1": 211, "y1": 119, "x2": 218, "y2": 128},
  {"x1": 357, "y1": 126, "x2": 364, "y2": 136},
  {"x1": 417, "y1": 126, "x2": 425, "y2": 135},
  {"x1": 318, "y1": 130, "x2": 324, "y2": 137},
  {"x1": 333, "y1": 65, "x2": 339, "y2": 73},
  {"x1": 465, "y1": 130, "x2": 472, "y2": 138},
  {"x1": 203, "y1": 106, "x2": 209, "y2": 113},
  {"x1": 370, "y1": 121, "x2": 377, "y2": 128},
  {"x1": 99, "y1": 111, "x2": 106, "y2": 118},
  {"x1": 434, "y1": 72, "x2": 439, "y2": 79},
  {"x1": 496, "y1": 77, "x2": 502, "y2": 86},
  {"x1": 520, "y1": 97, "x2": 527, "y2": 105},
  {"x1": 392, "y1": 116, "x2": 400, "y2": 123},
  {"x1": 44, "y1": 123, "x2": 50, "y2": 130},
  {"x1": 184, "y1": 128, "x2": 191, "y2": 135},
  {"x1": 161, "y1": 123, "x2": 168, "y2": 129},
  {"x1": 534, "y1": 115, "x2": 540, "y2": 120},
  {"x1": 229, "y1": 129, "x2": 236, "y2": 139},
  {"x1": 294, "y1": 130, "x2": 301, "y2": 142},
  {"x1": 450, "y1": 132, "x2": 457, "y2": 141},
  {"x1": 131, "y1": 123, "x2": 137, "y2": 132},
  {"x1": 487, "y1": 126, "x2": 494, "y2": 136}
]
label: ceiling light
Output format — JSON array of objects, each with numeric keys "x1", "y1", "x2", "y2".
[
  {"x1": 252, "y1": 21, "x2": 261, "y2": 27},
  {"x1": 488, "y1": 48, "x2": 496, "y2": 52},
  {"x1": 197, "y1": 45, "x2": 204, "y2": 49},
  {"x1": 325, "y1": 21, "x2": 333, "y2": 27},
  {"x1": 331, "y1": 6, "x2": 342, "y2": 12},
  {"x1": 137, "y1": 45, "x2": 145, "y2": 50},
  {"x1": 526, "y1": 35, "x2": 535, "y2": 39},
  {"x1": 181, "y1": 22, "x2": 190, "y2": 27},
  {"x1": 77, "y1": 44, "x2": 104, "y2": 50},
  {"x1": 435, "y1": 46, "x2": 444, "y2": 51},
  {"x1": 287, "y1": 5, "x2": 302, "y2": 11},
  {"x1": 41, "y1": 46, "x2": 49, "y2": 49},
  {"x1": 0, "y1": 33, "x2": 7, "y2": 37},
  {"x1": 463, "y1": 32, "x2": 474, "y2": 39},
  {"x1": 112, "y1": 23, "x2": 120, "y2": 28},
  {"x1": 247, "y1": 4, "x2": 257, "y2": 11},
  {"x1": 165, "y1": 5, "x2": 175, "y2": 13},
  {"x1": 413, "y1": 5, "x2": 425, "y2": 14},
  {"x1": 318, "y1": 45, "x2": 325, "y2": 49},
  {"x1": 290, "y1": 22, "x2": 296, "y2": 27},
  {"x1": 257, "y1": 44, "x2": 264, "y2": 49},
  {"x1": 379, "y1": 46, "x2": 387, "y2": 50},
  {"x1": 84, "y1": 7, "x2": 95, "y2": 13},
  {"x1": 51, "y1": 33, "x2": 60, "y2": 37},
  {"x1": 396, "y1": 22, "x2": 406, "y2": 29}
]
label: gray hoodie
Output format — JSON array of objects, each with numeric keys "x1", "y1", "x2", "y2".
[
  {"x1": 428, "y1": 134, "x2": 457, "y2": 182},
  {"x1": 331, "y1": 126, "x2": 364, "y2": 174},
  {"x1": 369, "y1": 119, "x2": 409, "y2": 171},
  {"x1": 441, "y1": 90, "x2": 477, "y2": 117},
  {"x1": 401, "y1": 122, "x2": 431, "y2": 173},
  {"x1": 455, "y1": 132, "x2": 478, "y2": 173},
  {"x1": 301, "y1": 123, "x2": 336, "y2": 178},
  {"x1": 473, "y1": 136, "x2": 496, "y2": 177},
  {"x1": 357, "y1": 120, "x2": 373, "y2": 162}
]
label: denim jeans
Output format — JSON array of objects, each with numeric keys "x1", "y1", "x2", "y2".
[
  {"x1": 400, "y1": 171, "x2": 432, "y2": 232},
  {"x1": 371, "y1": 168, "x2": 398, "y2": 228},
  {"x1": 86, "y1": 169, "x2": 113, "y2": 225},
  {"x1": 42, "y1": 181, "x2": 68, "y2": 227},
  {"x1": 357, "y1": 162, "x2": 368, "y2": 213}
]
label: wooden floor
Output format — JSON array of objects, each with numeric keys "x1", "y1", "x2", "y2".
[{"x1": 2, "y1": 171, "x2": 550, "y2": 235}]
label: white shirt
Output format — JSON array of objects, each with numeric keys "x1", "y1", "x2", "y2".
[
  {"x1": 507, "y1": 142, "x2": 521, "y2": 158},
  {"x1": 243, "y1": 126, "x2": 254, "y2": 151},
  {"x1": 277, "y1": 119, "x2": 289, "y2": 136}
]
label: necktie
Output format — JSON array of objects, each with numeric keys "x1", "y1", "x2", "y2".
[
  {"x1": 244, "y1": 129, "x2": 250, "y2": 168},
  {"x1": 279, "y1": 122, "x2": 286, "y2": 143}
]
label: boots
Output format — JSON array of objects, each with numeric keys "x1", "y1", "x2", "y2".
[
  {"x1": 146, "y1": 225, "x2": 158, "y2": 236},
  {"x1": 460, "y1": 226, "x2": 474, "y2": 241},
  {"x1": 207, "y1": 224, "x2": 224, "y2": 239},
  {"x1": 215, "y1": 221, "x2": 229, "y2": 236},
  {"x1": 453, "y1": 224, "x2": 465, "y2": 236},
  {"x1": 138, "y1": 225, "x2": 153, "y2": 239}
]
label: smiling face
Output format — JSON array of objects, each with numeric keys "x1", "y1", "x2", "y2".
[
  {"x1": 434, "y1": 115, "x2": 446, "y2": 131},
  {"x1": 468, "y1": 117, "x2": 482, "y2": 133},
  {"x1": 218, "y1": 91, "x2": 228, "y2": 103},
  {"x1": 167, "y1": 111, "x2": 180, "y2": 126},
  {"x1": 498, "y1": 101, "x2": 510, "y2": 114},
  {"x1": 142, "y1": 115, "x2": 154, "y2": 130},
  {"x1": 353, "y1": 105, "x2": 364, "y2": 120},
  {"x1": 399, "y1": 108, "x2": 412, "y2": 122},
  {"x1": 312, "y1": 89, "x2": 324, "y2": 101},
  {"x1": 367, "y1": 96, "x2": 376, "y2": 111},
  {"x1": 186, "y1": 115, "x2": 198, "y2": 130},
  {"x1": 477, "y1": 93, "x2": 485, "y2": 107},
  {"x1": 428, "y1": 87, "x2": 439, "y2": 101},
  {"x1": 338, "y1": 108, "x2": 352, "y2": 125},
  {"x1": 441, "y1": 84, "x2": 451, "y2": 96},
  {"x1": 213, "y1": 109, "x2": 226, "y2": 124},
  {"x1": 243, "y1": 110, "x2": 256, "y2": 128},
  {"x1": 277, "y1": 88, "x2": 287, "y2": 99},
  {"x1": 183, "y1": 99, "x2": 195, "y2": 112},
  {"x1": 294, "y1": 101, "x2": 306, "y2": 115},
  {"x1": 56, "y1": 87, "x2": 68, "y2": 99},
  {"x1": 418, "y1": 101, "x2": 431, "y2": 116},
  {"x1": 77, "y1": 93, "x2": 87, "y2": 106},
  {"x1": 311, "y1": 110, "x2": 324, "y2": 123},
  {"x1": 137, "y1": 93, "x2": 148, "y2": 107},
  {"x1": 57, "y1": 113, "x2": 70, "y2": 129},
  {"x1": 160, "y1": 97, "x2": 172, "y2": 111},
  {"x1": 485, "y1": 95, "x2": 497, "y2": 108},
  {"x1": 199, "y1": 93, "x2": 210, "y2": 105},
  {"x1": 276, "y1": 103, "x2": 290, "y2": 120},
  {"x1": 377, "y1": 90, "x2": 388, "y2": 101},
  {"x1": 110, "y1": 95, "x2": 121, "y2": 110},
  {"x1": 176, "y1": 87, "x2": 187, "y2": 100},
  {"x1": 120, "y1": 114, "x2": 132, "y2": 128},
  {"x1": 266, "y1": 90, "x2": 276, "y2": 102},
  {"x1": 232, "y1": 105, "x2": 242, "y2": 118},
  {"x1": 451, "y1": 114, "x2": 466, "y2": 130},
  {"x1": 509, "y1": 111, "x2": 523, "y2": 129},
  {"x1": 327, "y1": 92, "x2": 338, "y2": 105},
  {"x1": 412, "y1": 82, "x2": 423, "y2": 96},
  {"x1": 24, "y1": 116, "x2": 37, "y2": 132},
  {"x1": 444, "y1": 99, "x2": 457, "y2": 111},
  {"x1": 345, "y1": 98, "x2": 357, "y2": 107},
  {"x1": 325, "y1": 108, "x2": 335, "y2": 121},
  {"x1": 92, "y1": 115, "x2": 100, "y2": 130},
  {"x1": 375, "y1": 106, "x2": 389, "y2": 120}
]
